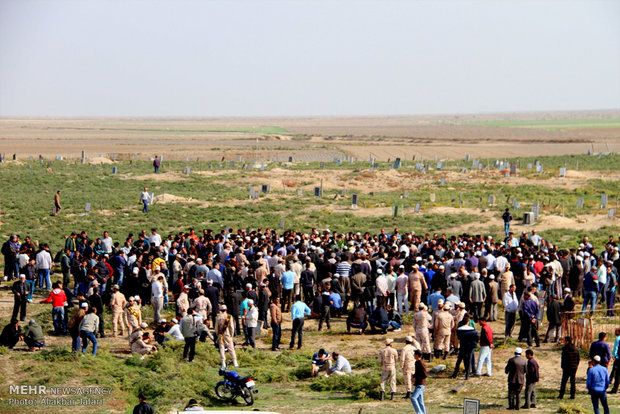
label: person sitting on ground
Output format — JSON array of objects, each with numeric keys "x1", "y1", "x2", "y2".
[
  {"x1": 183, "y1": 398, "x2": 204, "y2": 411},
  {"x1": 346, "y1": 303, "x2": 368, "y2": 334},
  {"x1": 311, "y1": 348, "x2": 332, "y2": 377},
  {"x1": 369, "y1": 299, "x2": 390, "y2": 334},
  {"x1": 327, "y1": 351, "x2": 352, "y2": 376},
  {"x1": 153, "y1": 319, "x2": 168, "y2": 345},
  {"x1": 23, "y1": 319, "x2": 45, "y2": 351},
  {"x1": 132, "y1": 330, "x2": 157, "y2": 356},
  {"x1": 386, "y1": 304, "x2": 403, "y2": 332},
  {"x1": 0, "y1": 318, "x2": 22, "y2": 349},
  {"x1": 166, "y1": 317, "x2": 184, "y2": 341}
]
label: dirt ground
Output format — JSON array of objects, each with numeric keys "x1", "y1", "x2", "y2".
[{"x1": 1, "y1": 111, "x2": 618, "y2": 161}]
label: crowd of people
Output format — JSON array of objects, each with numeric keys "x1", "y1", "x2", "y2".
[{"x1": 1, "y1": 225, "x2": 619, "y2": 412}]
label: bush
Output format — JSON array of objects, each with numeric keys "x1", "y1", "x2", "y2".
[
  {"x1": 556, "y1": 403, "x2": 586, "y2": 414},
  {"x1": 33, "y1": 346, "x2": 79, "y2": 362}
]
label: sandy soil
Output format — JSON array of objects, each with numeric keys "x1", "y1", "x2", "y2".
[{"x1": 1, "y1": 112, "x2": 618, "y2": 161}]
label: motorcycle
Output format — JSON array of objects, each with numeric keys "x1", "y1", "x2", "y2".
[{"x1": 215, "y1": 365, "x2": 257, "y2": 406}]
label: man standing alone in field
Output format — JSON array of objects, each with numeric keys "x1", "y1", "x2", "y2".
[
  {"x1": 502, "y1": 208, "x2": 513, "y2": 237},
  {"x1": 140, "y1": 187, "x2": 151, "y2": 213},
  {"x1": 53, "y1": 190, "x2": 62, "y2": 215},
  {"x1": 153, "y1": 155, "x2": 160, "y2": 173}
]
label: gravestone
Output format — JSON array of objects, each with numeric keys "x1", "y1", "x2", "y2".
[
  {"x1": 510, "y1": 164, "x2": 516, "y2": 175},
  {"x1": 489, "y1": 194, "x2": 496, "y2": 205},
  {"x1": 314, "y1": 187, "x2": 321, "y2": 197},
  {"x1": 184, "y1": 167, "x2": 191, "y2": 175},
  {"x1": 370, "y1": 157, "x2": 375, "y2": 165},
  {"x1": 288, "y1": 156, "x2": 293, "y2": 162},
  {"x1": 532, "y1": 202, "x2": 539, "y2": 219},
  {"x1": 601, "y1": 194, "x2": 608, "y2": 208},
  {"x1": 430, "y1": 193, "x2": 436, "y2": 202},
  {"x1": 403, "y1": 190, "x2": 409, "y2": 198},
  {"x1": 465, "y1": 154, "x2": 470, "y2": 161},
  {"x1": 527, "y1": 163, "x2": 533, "y2": 169},
  {"x1": 577, "y1": 198, "x2": 584, "y2": 208},
  {"x1": 249, "y1": 186, "x2": 255, "y2": 199},
  {"x1": 478, "y1": 164, "x2": 483, "y2": 171},
  {"x1": 441, "y1": 177, "x2": 446, "y2": 186},
  {"x1": 85, "y1": 203, "x2": 91, "y2": 212},
  {"x1": 393, "y1": 206, "x2": 399, "y2": 217},
  {"x1": 112, "y1": 166, "x2": 117, "y2": 175},
  {"x1": 610, "y1": 209, "x2": 616, "y2": 218},
  {"x1": 39, "y1": 155, "x2": 43, "y2": 164},
  {"x1": 536, "y1": 164, "x2": 543, "y2": 173},
  {"x1": 414, "y1": 203, "x2": 421, "y2": 213},
  {"x1": 559, "y1": 168, "x2": 566, "y2": 177},
  {"x1": 230, "y1": 161, "x2": 235, "y2": 168},
  {"x1": 238, "y1": 156, "x2": 243, "y2": 161},
  {"x1": 320, "y1": 162, "x2": 325, "y2": 168},
  {"x1": 111, "y1": 154, "x2": 116, "y2": 161},
  {"x1": 352, "y1": 194, "x2": 358, "y2": 208},
  {"x1": 280, "y1": 219, "x2": 285, "y2": 229},
  {"x1": 81, "y1": 151, "x2": 85, "y2": 164},
  {"x1": 297, "y1": 189, "x2": 302, "y2": 197},
  {"x1": 261, "y1": 184, "x2": 269, "y2": 194},
  {"x1": 461, "y1": 168, "x2": 467, "y2": 173},
  {"x1": 369, "y1": 167, "x2": 374, "y2": 173},
  {"x1": 437, "y1": 161, "x2": 443, "y2": 169},
  {"x1": 337, "y1": 159, "x2": 342, "y2": 166},
  {"x1": 393, "y1": 158, "x2": 401, "y2": 169}
]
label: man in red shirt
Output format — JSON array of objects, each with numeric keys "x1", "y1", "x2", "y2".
[
  {"x1": 41, "y1": 281, "x2": 68, "y2": 334},
  {"x1": 476, "y1": 318, "x2": 494, "y2": 376}
]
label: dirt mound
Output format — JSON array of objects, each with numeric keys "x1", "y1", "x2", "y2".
[
  {"x1": 152, "y1": 193, "x2": 193, "y2": 204},
  {"x1": 88, "y1": 156, "x2": 114, "y2": 165},
  {"x1": 124, "y1": 171, "x2": 188, "y2": 182}
]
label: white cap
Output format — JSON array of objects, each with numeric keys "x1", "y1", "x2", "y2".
[
  {"x1": 247, "y1": 299, "x2": 254, "y2": 305},
  {"x1": 515, "y1": 347, "x2": 523, "y2": 354},
  {"x1": 564, "y1": 288, "x2": 571, "y2": 293},
  {"x1": 171, "y1": 318, "x2": 178, "y2": 324},
  {"x1": 334, "y1": 273, "x2": 340, "y2": 278},
  {"x1": 81, "y1": 302, "x2": 88, "y2": 308},
  {"x1": 133, "y1": 267, "x2": 139, "y2": 274},
  {"x1": 140, "y1": 322, "x2": 148, "y2": 329},
  {"x1": 459, "y1": 252, "x2": 465, "y2": 258},
  {"x1": 160, "y1": 318, "x2": 167, "y2": 323},
  {"x1": 593, "y1": 355, "x2": 601, "y2": 362},
  {"x1": 489, "y1": 275, "x2": 495, "y2": 280},
  {"x1": 377, "y1": 269, "x2": 383, "y2": 274},
  {"x1": 246, "y1": 283, "x2": 252, "y2": 288}
]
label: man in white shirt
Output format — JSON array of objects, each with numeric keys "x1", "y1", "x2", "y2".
[
  {"x1": 396, "y1": 270, "x2": 409, "y2": 316},
  {"x1": 101, "y1": 231, "x2": 113, "y2": 254},
  {"x1": 148, "y1": 228, "x2": 162, "y2": 247},
  {"x1": 376, "y1": 269, "x2": 389, "y2": 298},
  {"x1": 244, "y1": 300, "x2": 259, "y2": 348},
  {"x1": 529, "y1": 230, "x2": 542, "y2": 247},
  {"x1": 151, "y1": 276, "x2": 164, "y2": 323},
  {"x1": 140, "y1": 187, "x2": 151, "y2": 213},
  {"x1": 327, "y1": 352, "x2": 352, "y2": 376},
  {"x1": 503, "y1": 284, "x2": 519, "y2": 339},
  {"x1": 166, "y1": 318, "x2": 184, "y2": 341}
]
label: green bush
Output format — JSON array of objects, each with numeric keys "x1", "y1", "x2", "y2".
[
  {"x1": 556, "y1": 403, "x2": 586, "y2": 414},
  {"x1": 310, "y1": 373, "x2": 380, "y2": 399}
]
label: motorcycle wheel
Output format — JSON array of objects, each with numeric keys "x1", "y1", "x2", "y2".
[
  {"x1": 241, "y1": 386, "x2": 254, "y2": 406},
  {"x1": 215, "y1": 383, "x2": 235, "y2": 401}
]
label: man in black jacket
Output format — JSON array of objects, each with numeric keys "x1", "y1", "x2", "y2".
[
  {"x1": 524, "y1": 349, "x2": 539, "y2": 408},
  {"x1": 12, "y1": 274, "x2": 29, "y2": 321},
  {"x1": 88, "y1": 287, "x2": 105, "y2": 338},
  {"x1": 224, "y1": 286, "x2": 242, "y2": 335},
  {"x1": 133, "y1": 392, "x2": 154, "y2": 414},
  {"x1": 545, "y1": 295, "x2": 562, "y2": 343},
  {"x1": 559, "y1": 336, "x2": 580, "y2": 399}
]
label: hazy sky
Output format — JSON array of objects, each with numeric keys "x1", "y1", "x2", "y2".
[{"x1": 1, "y1": 0, "x2": 619, "y2": 117}]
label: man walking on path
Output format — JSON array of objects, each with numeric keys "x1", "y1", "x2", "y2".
[{"x1": 290, "y1": 295, "x2": 311, "y2": 349}]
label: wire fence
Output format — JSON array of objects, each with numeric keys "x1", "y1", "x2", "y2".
[{"x1": 561, "y1": 308, "x2": 620, "y2": 350}]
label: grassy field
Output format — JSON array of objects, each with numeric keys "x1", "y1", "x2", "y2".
[
  {"x1": 0, "y1": 153, "x2": 618, "y2": 254},
  {"x1": 463, "y1": 118, "x2": 620, "y2": 129}
]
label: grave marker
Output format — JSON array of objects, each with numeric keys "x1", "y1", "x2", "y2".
[
  {"x1": 261, "y1": 184, "x2": 269, "y2": 194},
  {"x1": 85, "y1": 202, "x2": 91, "y2": 212},
  {"x1": 536, "y1": 164, "x2": 543, "y2": 173},
  {"x1": 510, "y1": 164, "x2": 516, "y2": 175},
  {"x1": 112, "y1": 166, "x2": 117, "y2": 175},
  {"x1": 297, "y1": 189, "x2": 303, "y2": 197},
  {"x1": 352, "y1": 193, "x2": 358, "y2": 208},
  {"x1": 249, "y1": 186, "x2": 255, "y2": 199},
  {"x1": 337, "y1": 159, "x2": 342, "y2": 166},
  {"x1": 441, "y1": 177, "x2": 446, "y2": 186},
  {"x1": 403, "y1": 190, "x2": 409, "y2": 198},
  {"x1": 577, "y1": 198, "x2": 584, "y2": 208},
  {"x1": 280, "y1": 219, "x2": 285, "y2": 229},
  {"x1": 393, "y1": 158, "x2": 401, "y2": 169},
  {"x1": 437, "y1": 161, "x2": 443, "y2": 169},
  {"x1": 527, "y1": 163, "x2": 533, "y2": 169},
  {"x1": 314, "y1": 187, "x2": 321, "y2": 197},
  {"x1": 465, "y1": 154, "x2": 470, "y2": 161},
  {"x1": 184, "y1": 167, "x2": 191, "y2": 175},
  {"x1": 230, "y1": 161, "x2": 235, "y2": 168},
  {"x1": 601, "y1": 194, "x2": 608, "y2": 208},
  {"x1": 370, "y1": 157, "x2": 375, "y2": 165},
  {"x1": 288, "y1": 156, "x2": 293, "y2": 162},
  {"x1": 430, "y1": 193, "x2": 436, "y2": 202},
  {"x1": 414, "y1": 203, "x2": 421, "y2": 213},
  {"x1": 320, "y1": 162, "x2": 325, "y2": 168},
  {"x1": 559, "y1": 168, "x2": 566, "y2": 177},
  {"x1": 393, "y1": 205, "x2": 399, "y2": 217},
  {"x1": 532, "y1": 202, "x2": 539, "y2": 219},
  {"x1": 609, "y1": 209, "x2": 616, "y2": 218},
  {"x1": 489, "y1": 195, "x2": 496, "y2": 205}
]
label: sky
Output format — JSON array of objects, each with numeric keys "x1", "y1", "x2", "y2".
[{"x1": 0, "y1": 0, "x2": 619, "y2": 117}]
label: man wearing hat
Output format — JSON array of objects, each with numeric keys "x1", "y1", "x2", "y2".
[
  {"x1": 110, "y1": 284, "x2": 127, "y2": 337},
  {"x1": 401, "y1": 335, "x2": 419, "y2": 399},
  {"x1": 586, "y1": 355, "x2": 610, "y2": 414},
  {"x1": 505, "y1": 347, "x2": 527, "y2": 410},
  {"x1": 433, "y1": 302, "x2": 454, "y2": 360},
  {"x1": 244, "y1": 299, "x2": 259, "y2": 348},
  {"x1": 125, "y1": 296, "x2": 142, "y2": 333},
  {"x1": 215, "y1": 305, "x2": 238, "y2": 369},
  {"x1": 379, "y1": 338, "x2": 399, "y2": 401},
  {"x1": 413, "y1": 304, "x2": 432, "y2": 361},
  {"x1": 469, "y1": 273, "x2": 486, "y2": 322}
]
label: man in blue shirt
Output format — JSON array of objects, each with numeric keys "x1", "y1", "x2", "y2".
[
  {"x1": 428, "y1": 288, "x2": 445, "y2": 311},
  {"x1": 281, "y1": 266, "x2": 296, "y2": 313},
  {"x1": 522, "y1": 291, "x2": 540, "y2": 347},
  {"x1": 586, "y1": 355, "x2": 610, "y2": 414},
  {"x1": 290, "y1": 295, "x2": 311, "y2": 350},
  {"x1": 611, "y1": 328, "x2": 620, "y2": 393},
  {"x1": 311, "y1": 348, "x2": 332, "y2": 377},
  {"x1": 329, "y1": 289, "x2": 343, "y2": 317}
]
